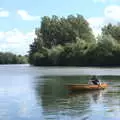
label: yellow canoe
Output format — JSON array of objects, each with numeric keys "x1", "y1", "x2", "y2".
[{"x1": 66, "y1": 83, "x2": 108, "y2": 91}]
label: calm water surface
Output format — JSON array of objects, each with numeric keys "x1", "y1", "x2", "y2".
[{"x1": 0, "y1": 65, "x2": 120, "y2": 120}]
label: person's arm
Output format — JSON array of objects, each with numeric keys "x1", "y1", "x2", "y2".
[
  {"x1": 98, "y1": 80, "x2": 101, "y2": 85},
  {"x1": 88, "y1": 80, "x2": 92, "y2": 84}
]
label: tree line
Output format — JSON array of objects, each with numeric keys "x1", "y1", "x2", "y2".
[
  {"x1": 0, "y1": 52, "x2": 28, "y2": 64},
  {"x1": 29, "y1": 14, "x2": 120, "y2": 66}
]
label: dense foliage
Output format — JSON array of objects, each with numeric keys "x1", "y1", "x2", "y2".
[
  {"x1": 0, "y1": 52, "x2": 28, "y2": 64},
  {"x1": 29, "y1": 14, "x2": 120, "y2": 66}
]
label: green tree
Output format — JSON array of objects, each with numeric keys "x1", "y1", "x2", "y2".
[
  {"x1": 102, "y1": 23, "x2": 120, "y2": 42},
  {"x1": 29, "y1": 14, "x2": 95, "y2": 66},
  {"x1": 0, "y1": 52, "x2": 28, "y2": 64},
  {"x1": 37, "y1": 14, "x2": 95, "y2": 48}
]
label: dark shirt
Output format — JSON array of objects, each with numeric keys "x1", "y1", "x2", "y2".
[{"x1": 92, "y1": 79, "x2": 99, "y2": 85}]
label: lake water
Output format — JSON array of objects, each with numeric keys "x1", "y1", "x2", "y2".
[{"x1": 0, "y1": 64, "x2": 120, "y2": 120}]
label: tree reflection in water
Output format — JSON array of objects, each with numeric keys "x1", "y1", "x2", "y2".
[{"x1": 34, "y1": 75, "x2": 106, "y2": 119}]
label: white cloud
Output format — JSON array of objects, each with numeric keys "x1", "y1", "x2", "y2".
[
  {"x1": 87, "y1": 17, "x2": 104, "y2": 36},
  {"x1": 0, "y1": 8, "x2": 9, "y2": 17},
  {"x1": 0, "y1": 29, "x2": 35, "y2": 55},
  {"x1": 17, "y1": 10, "x2": 40, "y2": 21},
  {"x1": 87, "y1": 5, "x2": 120, "y2": 36},
  {"x1": 104, "y1": 5, "x2": 120, "y2": 20}
]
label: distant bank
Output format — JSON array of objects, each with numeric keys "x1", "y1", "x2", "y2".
[{"x1": 0, "y1": 52, "x2": 28, "y2": 64}]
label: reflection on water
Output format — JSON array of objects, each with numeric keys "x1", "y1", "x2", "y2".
[
  {"x1": 34, "y1": 75, "x2": 120, "y2": 120},
  {"x1": 1, "y1": 65, "x2": 120, "y2": 120},
  {"x1": 68, "y1": 90, "x2": 103, "y2": 103}
]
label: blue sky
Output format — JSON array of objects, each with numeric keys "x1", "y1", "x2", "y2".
[{"x1": 0, "y1": 0, "x2": 120, "y2": 55}]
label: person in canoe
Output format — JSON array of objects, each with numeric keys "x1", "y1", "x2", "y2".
[{"x1": 88, "y1": 76, "x2": 101, "y2": 85}]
